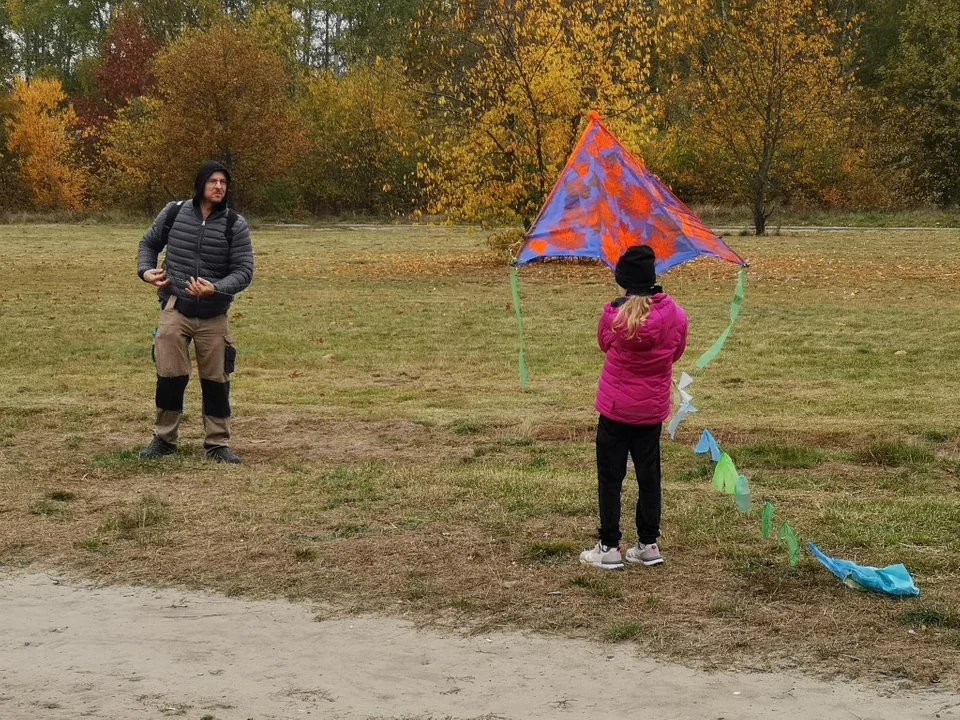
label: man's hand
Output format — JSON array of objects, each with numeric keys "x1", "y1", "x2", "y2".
[
  {"x1": 186, "y1": 276, "x2": 216, "y2": 297},
  {"x1": 143, "y1": 269, "x2": 171, "y2": 288}
]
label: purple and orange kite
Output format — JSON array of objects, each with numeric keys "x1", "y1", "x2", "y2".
[
  {"x1": 516, "y1": 112, "x2": 746, "y2": 273},
  {"x1": 510, "y1": 112, "x2": 748, "y2": 385}
]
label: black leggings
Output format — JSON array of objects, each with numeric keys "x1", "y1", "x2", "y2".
[{"x1": 596, "y1": 415, "x2": 662, "y2": 547}]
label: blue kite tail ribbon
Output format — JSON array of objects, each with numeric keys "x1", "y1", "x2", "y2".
[
  {"x1": 695, "y1": 429, "x2": 722, "y2": 462},
  {"x1": 808, "y1": 542, "x2": 920, "y2": 596}
]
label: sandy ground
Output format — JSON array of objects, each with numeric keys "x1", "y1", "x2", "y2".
[{"x1": 1, "y1": 573, "x2": 958, "y2": 720}]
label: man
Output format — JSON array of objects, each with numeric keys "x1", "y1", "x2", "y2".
[{"x1": 137, "y1": 160, "x2": 255, "y2": 464}]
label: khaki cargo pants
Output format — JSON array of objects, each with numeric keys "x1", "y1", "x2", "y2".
[{"x1": 152, "y1": 301, "x2": 237, "y2": 449}]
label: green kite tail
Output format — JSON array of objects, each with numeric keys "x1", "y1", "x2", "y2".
[
  {"x1": 761, "y1": 502, "x2": 775, "y2": 539},
  {"x1": 696, "y1": 268, "x2": 747, "y2": 369},
  {"x1": 734, "y1": 475, "x2": 752, "y2": 512},
  {"x1": 712, "y1": 453, "x2": 738, "y2": 494},
  {"x1": 510, "y1": 266, "x2": 530, "y2": 387},
  {"x1": 778, "y1": 522, "x2": 801, "y2": 566}
]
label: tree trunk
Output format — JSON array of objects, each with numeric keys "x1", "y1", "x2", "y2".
[
  {"x1": 752, "y1": 177, "x2": 769, "y2": 236},
  {"x1": 753, "y1": 147, "x2": 774, "y2": 235}
]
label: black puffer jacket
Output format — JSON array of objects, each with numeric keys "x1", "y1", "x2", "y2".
[{"x1": 137, "y1": 199, "x2": 255, "y2": 319}]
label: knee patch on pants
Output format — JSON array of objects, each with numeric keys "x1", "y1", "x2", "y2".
[
  {"x1": 156, "y1": 375, "x2": 189, "y2": 412},
  {"x1": 201, "y1": 378, "x2": 231, "y2": 418}
]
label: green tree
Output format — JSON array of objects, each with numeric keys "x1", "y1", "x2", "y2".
[
  {"x1": 0, "y1": 2, "x2": 16, "y2": 86},
  {"x1": 132, "y1": 0, "x2": 233, "y2": 41},
  {"x1": 849, "y1": 0, "x2": 906, "y2": 88},
  {"x1": 0, "y1": 91, "x2": 27, "y2": 211},
  {"x1": 5, "y1": 0, "x2": 113, "y2": 89},
  {"x1": 334, "y1": 0, "x2": 423, "y2": 65},
  {"x1": 882, "y1": 0, "x2": 960, "y2": 205}
]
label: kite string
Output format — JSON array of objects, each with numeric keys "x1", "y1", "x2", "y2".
[{"x1": 160, "y1": 272, "x2": 237, "y2": 298}]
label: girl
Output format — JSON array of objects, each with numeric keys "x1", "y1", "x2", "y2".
[{"x1": 579, "y1": 245, "x2": 688, "y2": 570}]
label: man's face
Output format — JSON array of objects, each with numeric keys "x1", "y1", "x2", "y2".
[{"x1": 204, "y1": 171, "x2": 228, "y2": 204}]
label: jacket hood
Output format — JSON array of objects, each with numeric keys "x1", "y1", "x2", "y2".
[{"x1": 193, "y1": 160, "x2": 231, "y2": 212}]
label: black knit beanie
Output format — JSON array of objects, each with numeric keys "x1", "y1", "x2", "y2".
[{"x1": 615, "y1": 245, "x2": 659, "y2": 294}]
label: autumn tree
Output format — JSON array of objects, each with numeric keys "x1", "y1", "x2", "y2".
[
  {"x1": 247, "y1": 1, "x2": 302, "y2": 76},
  {"x1": 684, "y1": 0, "x2": 856, "y2": 234},
  {"x1": 407, "y1": 0, "x2": 694, "y2": 223},
  {"x1": 93, "y1": 9, "x2": 161, "y2": 112},
  {"x1": 299, "y1": 63, "x2": 421, "y2": 214},
  {"x1": 102, "y1": 19, "x2": 307, "y2": 210},
  {"x1": 73, "y1": 8, "x2": 161, "y2": 172},
  {"x1": 6, "y1": 77, "x2": 89, "y2": 210}
]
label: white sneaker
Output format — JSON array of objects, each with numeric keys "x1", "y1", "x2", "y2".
[
  {"x1": 625, "y1": 542, "x2": 664, "y2": 567},
  {"x1": 579, "y1": 542, "x2": 624, "y2": 570}
]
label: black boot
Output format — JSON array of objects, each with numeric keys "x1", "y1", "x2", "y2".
[
  {"x1": 139, "y1": 436, "x2": 177, "y2": 459},
  {"x1": 206, "y1": 445, "x2": 241, "y2": 464}
]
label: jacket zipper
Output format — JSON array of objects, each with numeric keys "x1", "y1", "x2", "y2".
[{"x1": 195, "y1": 214, "x2": 206, "y2": 316}]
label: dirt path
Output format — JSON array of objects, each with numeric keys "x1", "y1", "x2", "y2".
[{"x1": 1, "y1": 573, "x2": 957, "y2": 720}]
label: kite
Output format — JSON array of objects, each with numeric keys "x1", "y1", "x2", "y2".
[
  {"x1": 510, "y1": 112, "x2": 748, "y2": 385},
  {"x1": 778, "y1": 522, "x2": 801, "y2": 566},
  {"x1": 665, "y1": 373, "x2": 697, "y2": 438},
  {"x1": 516, "y1": 113, "x2": 746, "y2": 272},
  {"x1": 761, "y1": 503, "x2": 775, "y2": 540},
  {"x1": 734, "y1": 475, "x2": 752, "y2": 512}
]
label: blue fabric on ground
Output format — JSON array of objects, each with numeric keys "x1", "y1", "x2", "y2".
[{"x1": 808, "y1": 542, "x2": 920, "y2": 596}]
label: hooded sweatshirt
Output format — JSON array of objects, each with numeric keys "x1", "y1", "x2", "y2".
[
  {"x1": 595, "y1": 293, "x2": 688, "y2": 425},
  {"x1": 137, "y1": 162, "x2": 255, "y2": 319}
]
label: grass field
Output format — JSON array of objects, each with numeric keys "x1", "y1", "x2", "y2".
[{"x1": 1, "y1": 223, "x2": 959, "y2": 688}]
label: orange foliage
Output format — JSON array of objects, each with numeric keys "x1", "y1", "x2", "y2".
[
  {"x1": 6, "y1": 78, "x2": 89, "y2": 210},
  {"x1": 103, "y1": 20, "x2": 306, "y2": 208}
]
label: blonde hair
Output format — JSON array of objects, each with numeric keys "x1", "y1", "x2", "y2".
[{"x1": 612, "y1": 295, "x2": 653, "y2": 338}]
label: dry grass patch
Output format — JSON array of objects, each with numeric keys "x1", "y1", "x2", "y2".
[{"x1": 2, "y1": 224, "x2": 960, "y2": 689}]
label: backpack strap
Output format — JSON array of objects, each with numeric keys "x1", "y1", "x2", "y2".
[
  {"x1": 160, "y1": 200, "x2": 184, "y2": 244},
  {"x1": 161, "y1": 201, "x2": 236, "y2": 246},
  {"x1": 224, "y1": 209, "x2": 238, "y2": 246}
]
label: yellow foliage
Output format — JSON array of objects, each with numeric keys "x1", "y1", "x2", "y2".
[
  {"x1": 683, "y1": 0, "x2": 855, "y2": 231},
  {"x1": 409, "y1": 0, "x2": 694, "y2": 223},
  {"x1": 298, "y1": 64, "x2": 422, "y2": 213},
  {"x1": 6, "y1": 77, "x2": 89, "y2": 211}
]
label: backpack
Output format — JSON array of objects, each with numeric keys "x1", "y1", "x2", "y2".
[{"x1": 161, "y1": 200, "x2": 238, "y2": 246}]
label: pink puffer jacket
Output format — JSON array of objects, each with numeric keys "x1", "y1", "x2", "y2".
[{"x1": 595, "y1": 294, "x2": 688, "y2": 425}]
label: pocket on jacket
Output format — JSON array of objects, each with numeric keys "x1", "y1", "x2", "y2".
[{"x1": 224, "y1": 335, "x2": 237, "y2": 374}]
